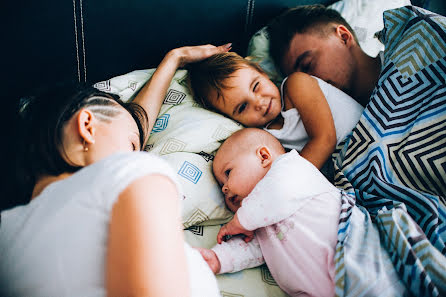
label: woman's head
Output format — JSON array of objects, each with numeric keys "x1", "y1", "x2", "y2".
[
  {"x1": 213, "y1": 128, "x2": 285, "y2": 212},
  {"x1": 188, "y1": 52, "x2": 281, "y2": 127},
  {"x1": 18, "y1": 83, "x2": 148, "y2": 194}
]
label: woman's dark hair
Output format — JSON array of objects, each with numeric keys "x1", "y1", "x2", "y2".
[{"x1": 15, "y1": 82, "x2": 148, "y2": 203}]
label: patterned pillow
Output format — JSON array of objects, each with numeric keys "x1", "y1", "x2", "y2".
[
  {"x1": 246, "y1": 0, "x2": 410, "y2": 83},
  {"x1": 94, "y1": 69, "x2": 242, "y2": 228}
]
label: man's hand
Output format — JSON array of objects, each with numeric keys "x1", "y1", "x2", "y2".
[
  {"x1": 217, "y1": 214, "x2": 254, "y2": 244},
  {"x1": 195, "y1": 247, "x2": 221, "y2": 274}
]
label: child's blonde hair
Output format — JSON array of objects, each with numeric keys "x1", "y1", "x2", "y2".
[{"x1": 188, "y1": 52, "x2": 265, "y2": 109}]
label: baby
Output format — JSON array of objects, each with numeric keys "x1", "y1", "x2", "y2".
[
  {"x1": 188, "y1": 52, "x2": 363, "y2": 170},
  {"x1": 197, "y1": 128, "x2": 342, "y2": 297}
]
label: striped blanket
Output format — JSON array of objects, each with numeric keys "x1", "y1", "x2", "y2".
[{"x1": 332, "y1": 6, "x2": 446, "y2": 296}]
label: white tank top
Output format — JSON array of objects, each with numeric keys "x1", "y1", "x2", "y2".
[{"x1": 264, "y1": 76, "x2": 364, "y2": 151}]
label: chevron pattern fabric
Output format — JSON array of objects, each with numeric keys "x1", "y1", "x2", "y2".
[{"x1": 333, "y1": 6, "x2": 446, "y2": 296}]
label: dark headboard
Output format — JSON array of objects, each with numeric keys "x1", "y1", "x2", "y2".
[
  {"x1": 1, "y1": 0, "x2": 443, "y2": 210},
  {"x1": 3, "y1": 0, "x2": 442, "y2": 101},
  {"x1": 2, "y1": 0, "x2": 337, "y2": 210},
  {"x1": 3, "y1": 0, "x2": 337, "y2": 101}
]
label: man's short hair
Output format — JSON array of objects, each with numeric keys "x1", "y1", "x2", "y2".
[
  {"x1": 267, "y1": 4, "x2": 356, "y2": 73},
  {"x1": 188, "y1": 52, "x2": 265, "y2": 109}
]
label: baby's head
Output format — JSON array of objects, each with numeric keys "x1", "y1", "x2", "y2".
[
  {"x1": 213, "y1": 128, "x2": 285, "y2": 212},
  {"x1": 189, "y1": 52, "x2": 282, "y2": 128}
]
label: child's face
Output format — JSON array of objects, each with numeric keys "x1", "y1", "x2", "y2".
[
  {"x1": 213, "y1": 141, "x2": 269, "y2": 212},
  {"x1": 209, "y1": 66, "x2": 282, "y2": 127}
]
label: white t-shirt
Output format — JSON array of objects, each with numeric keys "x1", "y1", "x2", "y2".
[
  {"x1": 0, "y1": 152, "x2": 220, "y2": 297},
  {"x1": 265, "y1": 76, "x2": 364, "y2": 151}
]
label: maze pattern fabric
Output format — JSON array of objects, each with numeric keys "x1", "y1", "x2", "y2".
[{"x1": 333, "y1": 6, "x2": 446, "y2": 296}]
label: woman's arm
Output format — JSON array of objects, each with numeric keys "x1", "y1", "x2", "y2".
[
  {"x1": 133, "y1": 44, "x2": 231, "y2": 139},
  {"x1": 106, "y1": 174, "x2": 188, "y2": 297},
  {"x1": 284, "y1": 72, "x2": 336, "y2": 169}
]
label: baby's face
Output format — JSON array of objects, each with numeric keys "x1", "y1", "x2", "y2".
[
  {"x1": 209, "y1": 66, "x2": 282, "y2": 127},
  {"x1": 213, "y1": 141, "x2": 268, "y2": 212}
]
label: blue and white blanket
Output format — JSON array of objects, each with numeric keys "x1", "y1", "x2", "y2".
[{"x1": 333, "y1": 6, "x2": 446, "y2": 297}]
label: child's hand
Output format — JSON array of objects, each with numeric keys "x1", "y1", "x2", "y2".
[
  {"x1": 168, "y1": 43, "x2": 232, "y2": 68},
  {"x1": 195, "y1": 247, "x2": 221, "y2": 274},
  {"x1": 217, "y1": 214, "x2": 254, "y2": 244}
]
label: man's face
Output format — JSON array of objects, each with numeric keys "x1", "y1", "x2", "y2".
[{"x1": 281, "y1": 30, "x2": 356, "y2": 96}]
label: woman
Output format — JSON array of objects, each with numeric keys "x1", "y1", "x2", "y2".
[{"x1": 0, "y1": 44, "x2": 230, "y2": 297}]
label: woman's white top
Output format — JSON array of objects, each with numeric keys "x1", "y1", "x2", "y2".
[
  {"x1": 265, "y1": 76, "x2": 364, "y2": 151},
  {"x1": 0, "y1": 152, "x2": 220, "y2": 297}
]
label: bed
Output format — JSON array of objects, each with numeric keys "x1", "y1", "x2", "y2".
[{"x1": 4, "y1": 0, "x2": 446, "y2": 296}]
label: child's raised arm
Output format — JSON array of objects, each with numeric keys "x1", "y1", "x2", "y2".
[
  {"x1": 283, "y1": 72, "x2": 336, "y2": 169},
  {"x1": 133, "y1": 44, "x2": 232, "y2": 140}
]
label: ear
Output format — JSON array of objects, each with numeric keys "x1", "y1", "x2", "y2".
[
  {"x1": 336, "y1": 25, "x2": 354, "y2": 47},
  {"x1": 256, "y1": 146, "x2": 272, "y2": 168},
  {"x1": 77, "y1": 109, "x2": 96, "y2": 144}
]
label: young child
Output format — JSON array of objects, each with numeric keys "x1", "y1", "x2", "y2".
[
  {"x1": 188, "y1": 52, "x2": 364, "y2": 169},
  {"x1": 196, "y1": 127, "x2": 341, "y2": 296},
  {"x1": 196, "y1": 128, "x2": 410, "y2": 297}
]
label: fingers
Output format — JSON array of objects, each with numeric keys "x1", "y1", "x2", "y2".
[
  {"x1": 174, "y1": 43, "x2": 233, "y2": 67},
  {"x1": 217, "y1": 227, "x2": 227, "y2": 244},
  {"x1": 243, "y1": 232, "x2": 254, "y2": 243},
  {"x1": 219, "y1": 42, "x2": 232, "y2": 52},
  {"x1": 199, "y1": 43, "x2": 232, "y2": 58}
]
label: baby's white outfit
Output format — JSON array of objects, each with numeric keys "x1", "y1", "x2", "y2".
[
  {"x1": 0, "y1": 152, "x2": 220, "y2": 297},
  {"x1": 212, "y1": 150, "x2": 341, "y2": 297},
  {"x1": 264, "y1": 76, "x2": 364, "y2": 151}
]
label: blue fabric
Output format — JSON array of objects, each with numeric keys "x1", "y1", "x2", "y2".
[{"x1": 333, "y1": 6, "x2": 446, "y2": 296}]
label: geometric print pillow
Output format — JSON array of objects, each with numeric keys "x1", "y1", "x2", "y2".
[{"x1": 94, "y1": 69, "x2": 242, "y2": 228}]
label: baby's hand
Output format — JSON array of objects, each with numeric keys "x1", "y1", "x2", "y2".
[
  {"x1": 217, "y1": 214, "x2": 254, "y2": 244},
  {"x1": 195, "y1": 247, "x2": 221, "y2": 274}
]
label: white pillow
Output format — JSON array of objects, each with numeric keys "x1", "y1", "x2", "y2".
[
  {"x1": 94, "y1": 69, "x2": 242, "y2": 228},
  {"x1": 329, "y1": 0, "x2": 411, "y2": 57},
  {"x1": 246, "y1": 0, "x2": 411, "y2": 82}
]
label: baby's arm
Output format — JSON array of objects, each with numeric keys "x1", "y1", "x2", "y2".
[
  {"x1": 197, "y1": 235, "x2": 265, "y2": 274},
  {"x1": 284, "y1": 72, "x2": 336, "y2": 169},
  {"x1": 194, "y1": 247, "x2": 221, "y2": 274},
  {"x1": 217, "y1": 213, "x2": 254, "y2": 244}
]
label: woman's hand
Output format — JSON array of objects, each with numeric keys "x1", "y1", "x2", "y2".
[
  {"x1": 217, "y1": 214, "x2": 254, "y2": 244},
  {"x1": 168, "y1": 43, "x2": 232, "y2": 68},
  {"x1": 133, "y1": 43, "x2": 232, "y2": 140}
]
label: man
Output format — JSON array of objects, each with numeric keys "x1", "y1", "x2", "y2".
[{"x1": 268, "y1": 5, "x2": 382, "y2": 107}]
